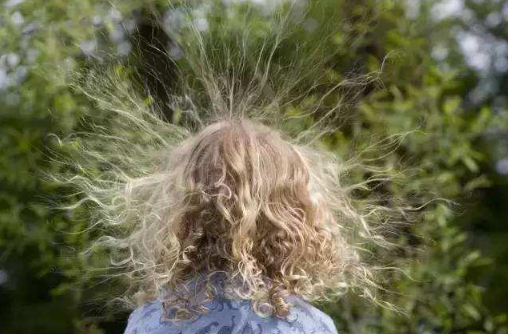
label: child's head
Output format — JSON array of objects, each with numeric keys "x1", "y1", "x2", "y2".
[
  {"x1": 169, "y1": 118, "x2": 340, "y2": 315},
  {"x1": 113, "y1": 117, "x2": 377, "y2": 319}
]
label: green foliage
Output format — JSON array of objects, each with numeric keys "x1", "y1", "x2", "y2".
[{"x1": 1, "y1": 0, "x2": 507, "y2": 333}]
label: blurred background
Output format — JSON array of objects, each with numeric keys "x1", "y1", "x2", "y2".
[{"x1": 1, "y1": 0, "x2": 508, "y2": 333}]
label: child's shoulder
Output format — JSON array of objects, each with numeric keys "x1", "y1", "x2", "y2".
[{"x1": 284, "y1": 295, "x2": 338, "y2": 334}]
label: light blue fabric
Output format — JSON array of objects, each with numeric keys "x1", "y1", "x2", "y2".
[{"x1": 123, "y1": 278, "x2": 338, "y2": 334}]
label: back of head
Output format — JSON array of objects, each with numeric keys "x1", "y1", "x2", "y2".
[{"x1": 126, "y1": 117, "x2": 364, "y2": 320}]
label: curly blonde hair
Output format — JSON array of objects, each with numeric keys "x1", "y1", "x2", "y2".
[
  {"x1": 60, "y1": 111, "x2": 393, "y2": 320},
  {"x1": 53, "y1": 3, "x2": 408, "y2": 321},
  {"x1": 151, "y1": 117, "x2": 360, "y2": 318}
]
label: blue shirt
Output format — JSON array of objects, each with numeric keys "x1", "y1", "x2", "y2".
[{"x1": 123, "y1": 289, "x2": 338, "y2": 334}]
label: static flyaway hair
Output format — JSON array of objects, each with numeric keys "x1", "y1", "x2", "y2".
[{"x1": 52, "y1": 2, "x2": 410, "y2": 321}]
